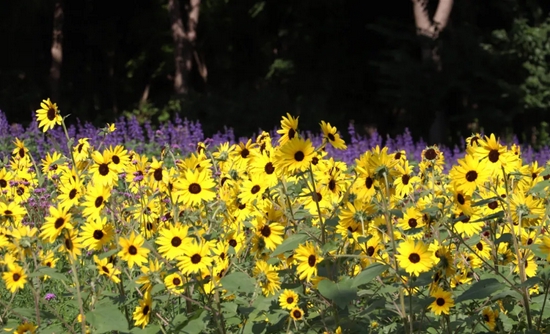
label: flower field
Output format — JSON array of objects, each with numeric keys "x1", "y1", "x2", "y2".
[{"x1": 1, "y1": 100, "x2": 550, "y2": 334}]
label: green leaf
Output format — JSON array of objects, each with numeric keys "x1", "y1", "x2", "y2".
[
  {"x1": 516, "y1": 276, "x2": 540, "y2": 289},
  {"x1": 181, "y1": 309, "x2": 209, "y2": 334},
  {"x1": 317, "y1": 279, "x2": 358, "y2": 309},
  {"x1": 220, "y1": 272, "x2": 255, "y2": 294},
  {"x1": 271, "y1": 233, "x2": 309, "y2": 257},
  {"x1": 131, "y1": 325, "x2": 161, "y2": 334},
  {"x1": 85, "y1": 300, "x2": 129, "y2": 333},
  {"x1": 27, "y1": 267, "x2": 70, "y2": 282},
  {"x1": 351, "y1": 263, "x2": 389, "y2": 288},
  {"x1": 455, "y1": 278, "x2": 506, "y2": 303},
  {"x1": 528, "y1": 180, "x2": 550, "y2": 195}
]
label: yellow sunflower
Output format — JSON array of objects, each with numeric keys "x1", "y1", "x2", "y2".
[
  {"x1": 428, "y1": 287, "x2": 454, "y2": 315},
  {"x1": 274, "y1": 136, "x2": 315, "y2": 174},
  {"x1": 395, "y1": 239, "x2": 433, "y2": 276},
  {"x1": 279, "y1": 289, "x2": 299, "y2": 310},
  {"x1": 449, "y1": 154, "x2": 491, "y2": 195},
  {"x1": 277, "y1": 113, "x2": 299, "y2": 146},
  {"x1": 155, "y1": 224, "x2": 190, "y2": 260},
  {"x1": 177, "y1": 240, "x2": 213, "y2": 275},
  {"x1": 118, "y1": 232, "x2": 150, "y2": 268},
  {"x1": 294, "y1": 241, "x2": 324, "y2": 282},
  {"x1": 36, "y1": 98, "x2": 62, "y2": 132},
  {"x1": 94, "y1": 255, "x2": 121, "y2": 284},
  {"x1": 2, "y1": 262, "x2": 27, "y2": 293},
  {"x1": 39, "y1": 204, "x2": 73, "y2": 243},
  {"x1": 253, "y1": 260, "x2": 281, "y2": 296},
  {"x1": 320, "y1": 120, "x2": 347, "y2": 150},
  {"x1": 133, "y1": 290, "x2": 153, "y2": 328},
  {"x1": 174, "y1": 168, "x2": 217, "y2": 207}
]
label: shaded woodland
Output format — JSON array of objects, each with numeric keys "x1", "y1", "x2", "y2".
[{"x1": 1, "y1": 0, "x2": 550, "y2": 147}]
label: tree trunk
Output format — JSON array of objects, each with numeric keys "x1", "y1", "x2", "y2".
[
  {"x1": 167, "y1": 0, "x2": 202, "y2": 95},
  {"x1": 49, "y1": 0, "x2": 64, "y2": 101},
  {"x1": 412, "y1": 0, "x2": 453, "y2": 145}
]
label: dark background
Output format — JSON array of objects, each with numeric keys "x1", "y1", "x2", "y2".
[{"x1": 1, "y1": 0, "x2": 550, "y2": 147}]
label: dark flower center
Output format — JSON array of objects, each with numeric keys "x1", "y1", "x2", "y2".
[
  {"x1": 424, "y1": 148, "x2": 437, "y2": 160},
  {"x1": 408, "y1": 253, "x2": 420, "y2": 263},
  {"x1": 488, "y1": 150, "x2": 500, "y2": 163},
  {"x1": 173, "y1": 277, "x2": 181, "y2": 286},
  {"x1": 154, "y1": 169, "x2": 163, "y2": 181},
  {"x1": 65, "y1": 237, "x2": 73, "y2": 250},
  {"x1": 264, "y1": 162, "x2": 275, "y2": 174},
  {"x1": 93, "y1": 230, "x2": 104, "y2": 240},
  {"x1": 476, "y1": 242, "x2": 483, "y2": 251},
  {"x1": 408, "y1": 218, "x2": 417, "y2": 228},
  {"x1": 69, "y1": 188, "x2": 77, "y2": 199},
  {"x1": 365, "y1": 177, "x2": 373, "y2": 189},
  {"x1": 488, "y1": 201, "x2": 498, "y2": 210},
  {"x1": 229, "y1": 239, "x2": 237, "y2": 247},
  {"x1": 102, "y1": 266, "x2": 109, "y2": 274},
  {"x1": 312, "y1": 157, "x2": 319, "y2": 165},
  {"x1": 13, "y1": 273, "x2": 21, "y2": 281},
  {"x1": 47, "y1": 107, "x2": 56, "y2": 121},
  {"x1": 4, "y1": 210, "x2": 12, "y2": 215},
  {"x1": 16, "y1": 187, "x2": 24, "y2": 196},
  {"x1": 18, "y1": 148, "x2": 25, "y2": 158},
  {"x1": 98, "y1": 164, "x2": 110, "y2": 176},
  {"x1": 191, "y1": 254, "x2": 201, "y2": 264},
  {"x1": 189, "y1": 183, "x2": 201, "y2": 194},
  {"x1": 294, "y1": 151, "x2": 305, "y2": 162},
  {"x1": 292, "y1": 309, "x2": 302, "y2": 319},
  {"x1": 402, "y1": 174, "x2": 410, "y2": 185},
  {"x1": 54, "y1": 218, "x2": 65, "y2": 229},
  {"x1": 251, "y1": 185, "x2": 261, "y2": 194},
  {"x1": 142, "y1": 305, "x2": 150, "y2": 316},
  {"x1": 457, "y1": 193, "x2": 465, "y2": 205},
  {"x1": 436, "y1": 298, "x2": 445, "y2": 306},
  {"x1": 465, "y1": 171, "x2": 478, "y2": 182},
  {"x1": 240, "y1": 148, "x2": 249, "y2": 158},
  {"x1": 0, "y1": 179, "x2": 6, "y2": 188},
  {"x1": 395, "y1": 152, "x2": 402, "y2": 159},
  {"x1": 328, "y1": 179, "x2": 336, "y2": 191},
  {"x1": 288, "y1": 128, "x2": 296, "y2": 139},
  {"x1": 312, "y1": 192, "x2": 322, "y2": 202},
  {"x1": 112, "y1": 155, "x2": 120, "y2": 164},
  {"x1": 308, "y1": 255, "x2": 316, "y2": 267},
  {"x1": 286, "y1": 296, "x2": 294, "y2": 304},
  {"x1": 171, "y1": 236, "x2": 182, "y2": 247},
  {"x1": 367, "y1": 246, "x2": 375, "y2": 256},
  {"x1": 95, "y1": 196, "x2": 104, "y2": 208},
  {"x1": 260, "y1": 225, "x2": 271, "y2": 237},
  {"x1": 327, "y1": 133, "x2": 335, "y2": 142},
  {"x1": 129, "y1": 245, "x2": 138, "y2": 255}
]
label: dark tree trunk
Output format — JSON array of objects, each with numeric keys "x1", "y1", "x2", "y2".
[{"x1": 49, "y1": 0, "x2": 64, "y2": 101}]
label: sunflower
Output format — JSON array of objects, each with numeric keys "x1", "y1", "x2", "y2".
[
  {"x1": 36, "y1": 98, "x2": 62, "y2": 132},
  {"x1": 320, "y1": 121, "x2": 347, "y2": 150},
  {"x1": 279, "y1": 289, "x2": 299, "y2": 310},
  {"x1": 0, "y1": 200, "x2": 27, "y2": 225},
  {"x1": 39, "y1": 205, "x2": 73, "y2": 243},
  {"x1": 106, "y1": 145, "x2": 130, "y2": 173},
  {"x1": 94, "y1": 255, "x2": 121, "y2": 283},
  {"x1": 164, "y1": 273, "x2": 185, "y2": 295},
  {"x1": 177, "y1": 240, "x2": 213, "y2": 275},
  {"x1": 509, "y1": 190, "x2": 544, "y2": 227},
  {"x1": 428, "y1": 287, "x2": 454, "y2": 315},
  {"x1": 449, "y1": 154, "x2": 491, "y2": 196},
  {"x1": 231, "y1": 139, "x2": 256, "y2": 169},
  {"x1": 481, "y1": 307, "x2": 499, "y2": 331},
  {"x1": 133, "y1": 290, "x2": 153, "y2": 328},
  {"x1": 155, "y1": 224, "x2": 190, "y2": 260},
  {"x1": 41, "y1": 151, "x2": 65, "y2": 179},
  {"x1": 10, "y1": 322, "x2": 38, "y2": 334},
  {"x1": 147, "y1": 157, "x2": 168, "y2": 191},
  {"x1": 90, "y1": 150, "x2": 119, "y2": 187},
  {"x1": 289, "y1": 307, "x2": 304, "y2": 321},
  {"x1": 82, "y1": 185, "x2": 111, "y2": 219},
  {"x1": 277, "y1": 113, "x2": 299, "y2": 146},
  {"x1": 118, "y1": 232, "x2": 150, "y2": 268},
  {"x1": 238, "y1": 174, "x2": 267, "y2": 205},
  {"x1": 73, "y1": 138, "x2": 91, "y2": 164},
  {"x1": 294, "y1": 241, "x2": 324, "y2": 282},
  {"x1": 393, "y1": 160, "x2": 421, "y2": 197},
  {"x1": 397, "y1": 206, "x2": 425, "y2": 239},
  {"x1": 253, "y1": 219, "x2": 285, "y2": 251},
  {"x1": 253, "y1": 260, "x2": 281, "y2": 296},
  {"x1": 78, "y1": 217, "x2": 114, "y2": 251},
  {"x1": 60, "y1": 230, "x2": 82, "y2": 260},
  {"x1": 274, "y1": 136, "x2": 315, "y2": 174},
  {"x1": 353, "y1": 166, "x2": 378, "y2": 202},
  {"x1": 395, "y1": 239, "x2": 433, "y2": 276},
  {"x1": 12, "y1": 138, "x2": 29, "y2": 161},
  {"x1": 174, "y1": 168, "x2": 217, "y2": 207},
  {"x1": 2, "y1": 262, "x2": 27, "y2": 293},
  {"x1": 473, "y1": 134, "x2": 520, "y2": 176}
]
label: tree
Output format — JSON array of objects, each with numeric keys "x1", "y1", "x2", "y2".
[
  {"x1": 167, "y1": 0, "x2": 202, "y2": 95},
  {"x1": 412, "y1": 0, "x2": 453, "y2": 144},
  {"x1": 49, "y1": 0, "x2": 64, "y2": 101}
]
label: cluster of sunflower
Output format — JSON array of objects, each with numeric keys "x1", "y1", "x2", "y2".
[{"x1": 0, "y1": 99, "x2": 549, "y2": 333}]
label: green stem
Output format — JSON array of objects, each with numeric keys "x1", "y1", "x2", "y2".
[{"x1": 69, "y1": 256, "x2": 87, "y2": 334}]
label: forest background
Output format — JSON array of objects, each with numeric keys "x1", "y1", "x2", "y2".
[{"x1": 1, "y1": 0, "x2": 550, "y2": 148}]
